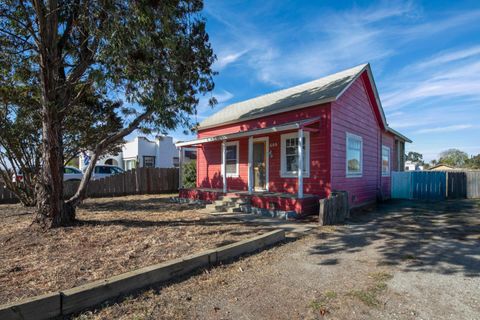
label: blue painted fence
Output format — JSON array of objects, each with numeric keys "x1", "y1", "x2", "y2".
[{"x1": 392, "y1": 171, "x2": 446, "y2": 200}]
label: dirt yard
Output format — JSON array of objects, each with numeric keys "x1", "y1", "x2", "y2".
[
  {"x1": 74, "y1": 199, "x2": 480, "y2": 320},
  {"x1": 0, "y1": 194, "x2": 271, "y2": 305}
]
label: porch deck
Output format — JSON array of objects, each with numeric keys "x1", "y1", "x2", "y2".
[{"x1": 179, "y1": 188, "x2": 320, "y2": 216}]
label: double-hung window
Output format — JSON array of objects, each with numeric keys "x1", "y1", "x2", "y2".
[
  {"x1": 346, "y1": 133, "x2": 363, "y2": 177},
  {"x1": 143, "y1": 156, "x2": 156, "y2": 168},
  {"x1": 280, "y1": 132, "x2": 310, "y2": 177},
  {"x1": 225, "y1": 141, "x2": 239, "y2": 177},
  {"x1": 382, "y1": 145, "x2": 390, "y2": 176}
]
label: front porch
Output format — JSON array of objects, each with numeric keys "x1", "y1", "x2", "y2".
[{"x1": 179, "y1": 188, "x2": 320, "y2": 217}]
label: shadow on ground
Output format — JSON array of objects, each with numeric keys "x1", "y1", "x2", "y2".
[
  {"x1": 79, "y1": 197, "x2": 205, "y2": 213},
  {"x1": 310, "y1": 199, "x2": 480, "y2": 277}
]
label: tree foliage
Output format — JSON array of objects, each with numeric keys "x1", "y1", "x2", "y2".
[
  {"x1": 0, "y1": 0, "x2": 215, "y2": 227},
  {"x1": 438, "y1": 149, "x2": 469, "y2": 168},
  {"x1": 405, "y1": 151, "x2": 423, "y2": 164},
  {"x1": 182, "y1": 160, "x2": 197, "y2": 188}
]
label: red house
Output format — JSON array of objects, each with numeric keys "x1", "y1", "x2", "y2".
[{"x1": 177, "y1": 64, "x2": 411, "y2": 217}]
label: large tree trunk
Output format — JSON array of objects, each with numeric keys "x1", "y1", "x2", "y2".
[{"x1": 33, "y1": 106, "x2": 74, "y2": 228}]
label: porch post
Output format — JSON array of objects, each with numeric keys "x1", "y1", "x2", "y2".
[
  {"x1": 222, "y1": 140, "x2": 227, "y2": 193},
  {"x1": 248, "y1": 136, "x2": 253, "y2": 194},
  {"x1": 298, "y1": 128, "x2": 304, "y2": 198},
  {"x1": 178, "y1": 147, "x2": 183, "y2": 189}
]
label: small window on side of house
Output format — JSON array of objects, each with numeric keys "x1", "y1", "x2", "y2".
[
  {"x1": 346, "y1": 133, "x2": 363, "y2": 177},
  {"x1": 382, "y1": 145, "x2": 390, "y2": 176}
]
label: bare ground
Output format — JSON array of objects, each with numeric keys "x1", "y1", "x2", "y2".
[
  {"x1": 0, "y1": 194, "x2": 271, "y2": 304},
  {"x1": 74, "y1": 199, "x2": 480, "y2": 320}
]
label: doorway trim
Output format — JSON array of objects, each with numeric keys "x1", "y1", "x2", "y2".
[{"x1": 253, "y1": 136, "x2": 269, "y2": 191}]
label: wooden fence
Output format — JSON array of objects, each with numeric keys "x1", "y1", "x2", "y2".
[
  {"x1": 0, "y1": 167, "x2": 179, "y2": 203},
  {"x1": 391, "y1": 170, "x2": 480, "y2": 200},
  {"x1": 0, "y1": 183, "x2": 17, "y2": 204}
]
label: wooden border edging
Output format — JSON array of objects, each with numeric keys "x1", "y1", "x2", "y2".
[{"x1": 0, "y1": 229, "x2": 285, "y2": 320}]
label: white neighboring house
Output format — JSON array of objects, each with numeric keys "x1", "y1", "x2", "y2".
[
  {"x1": 79, "y1": 135, "x2": 189, "y2": 171},
  {"x1": 405, "y1": 161, "x2": 424, "y2": 171}
]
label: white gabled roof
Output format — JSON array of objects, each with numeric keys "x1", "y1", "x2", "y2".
[{"x1": 199, "y1": 63, "x2": 368, "y2": 130}]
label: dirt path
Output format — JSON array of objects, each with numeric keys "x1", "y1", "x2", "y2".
[{"x1": 77, "y1": 199, "x2": 480, "y2": 320}]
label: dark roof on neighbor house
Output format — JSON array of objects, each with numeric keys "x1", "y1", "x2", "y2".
[{"x1": 198, "y1": 63, "x2": 411, "y2": 143}]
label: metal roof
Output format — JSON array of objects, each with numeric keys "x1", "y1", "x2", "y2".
[{"x1": 199, "y1": 64, "x2": 368, "y2": 129}]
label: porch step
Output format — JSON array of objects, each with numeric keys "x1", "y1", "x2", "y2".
[{"x1": 201, "y1": 196, "x2": 251, "y2": 214}]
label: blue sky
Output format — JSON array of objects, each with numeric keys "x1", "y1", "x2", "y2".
[{"x1": 166, "y1": 0, "x2": 480, "y2": 162}]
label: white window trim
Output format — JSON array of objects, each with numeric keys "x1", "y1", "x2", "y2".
[
  {"x1": 346, "y1": 132, "x2": 363, "y2": 178},
  {"x1": 382, "y1": 145, "x2": 391, "y2": 177},
  {"x1": 225, "y1": 141, "x2": 239, "y2": 178},
  {"x1": 280, "y1": 131, "x2": 310, "y2": 178}
]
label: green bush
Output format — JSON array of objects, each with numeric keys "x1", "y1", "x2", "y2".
[{"x1": 182, "y1": 160, "x2": 196, "y2": 188}]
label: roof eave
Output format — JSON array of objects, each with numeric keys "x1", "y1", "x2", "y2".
[{"x1": 387, "y1": 127, "x2": 412, "y2": 143}]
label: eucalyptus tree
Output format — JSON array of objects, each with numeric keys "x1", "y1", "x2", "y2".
[{"x1": 0, "y1": 0, "x2": 215, "y2": 228}]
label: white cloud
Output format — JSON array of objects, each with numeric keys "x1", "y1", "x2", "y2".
[
  {"x1": 195, "y1": 89, "x2": 234, "y2": 119},
  {"x1": 415, "y1": 124, "x2": 473, "y2": 134},
  {"x1": 382, "y1": 58, "x2": 480, "y2": 109},
  {"x1": 215, "y1": 49, "x2": 249, "y2": 70}
]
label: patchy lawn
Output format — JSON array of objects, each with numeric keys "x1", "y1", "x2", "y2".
[
  {"x1": 74, "y1": 199, "x2": 480, "y2": 320},
  {"x1": 0, "y1": 194, "x2": 270, "y2": 305}
]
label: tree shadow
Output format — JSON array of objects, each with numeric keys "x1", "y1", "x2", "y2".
[
  {"x1": 79, "y1": 197, "x2": 205, "y2": 213},
  {"x1": 77, "y1": 216, "x2": 261, "y2": 229},
  {"x1": 310, "y1": 199, "x2": 480, "y2": 277}
]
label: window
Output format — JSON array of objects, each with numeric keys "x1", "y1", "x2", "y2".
[
  {"x1": 64, "y1": 167, "x2": 81, "y2": 174},
  {"x1": 280, "y1": 132, "x2": 310, "y2": 177},
  {"x1": 173, "y1": 157, "x2": 180, "y2": 167},
  {"x1": 224, "y1": 141, "x2": 239, "y2": 177},
  {"x1": 346, "y1": 133, "x2": 363, "y2": 177},
  {"x1": 184, "y1": 150, "x2": 197, "y2": 161},
  {"x1": 124, "y1": 159, "x2": 136, "y2": 171},
  {"x1": 95, "y1": 166, "x2": 111, "y2": 174},
  {"x1": 143, "y1": 156, "x2": 156, "y2": 168},
  {"x1": 382, "y1": 145, "x2": 390, "y2": 176}
]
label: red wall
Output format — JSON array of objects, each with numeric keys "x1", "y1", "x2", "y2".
[
  {"x1": 330, "y1": 74, "x2": 391, "y2": 207},
  {"x1": 197, "y1": 104, "x2": 332, "y2": 198}
]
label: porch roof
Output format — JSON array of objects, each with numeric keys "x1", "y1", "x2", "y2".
[{"x1": 175, "y1": 117, "x2": 320, "y2": 147}]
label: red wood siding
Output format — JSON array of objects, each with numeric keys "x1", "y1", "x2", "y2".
[
  {"x1": 330, "y1": 74, "x2": 383, "y2": 207},
  {"x1": 197, "y1": 104, "x2": 332, "y2": 198}
]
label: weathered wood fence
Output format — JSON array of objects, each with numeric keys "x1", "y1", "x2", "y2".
[
  {"x1": 0, "y1": 168, "x2": 179, "y2": 203},
  {"x1": 319, "y1": 191, "x2": 349, "y2": 225},
  {"x1": 391, "y1": 171, "x2": 480, "y2": 200},
  {"x1": 0, "y1": 183, "x2": 17, "y2": 204}
]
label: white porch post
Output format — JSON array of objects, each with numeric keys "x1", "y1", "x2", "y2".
[
  {"x1": 178, "y1": 147, "x2": 183, "y2": 189},
  {"x1": 248, "y1": 136, "x2": 253, "y2": 194},
  {"x1": 298, "y1": 128, "x2": 304, "y2": 198},
  {"x1": 222, "y1": 140, "x2": 227, "y2": 193}
]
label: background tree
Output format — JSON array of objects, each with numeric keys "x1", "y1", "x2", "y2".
[
  {"x1": 1, "y1": 0, "x2": 215, "y2": 228},
  {"x1": 466, "y1": 154, "x2": 480, "y2": 169},
  {"x1": 438, "y1": 149, "x2": 469, "y2": 167},
  {"x1": 405, "y1": 151, "x2": 424, "y2": 164},
  {"x1": 0, "y1": 87, "x2": 124, "y2": 206}
]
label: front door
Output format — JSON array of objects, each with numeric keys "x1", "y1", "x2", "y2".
[{"x1": 253, "y1": 141, "x2": 267, "y2": 190}]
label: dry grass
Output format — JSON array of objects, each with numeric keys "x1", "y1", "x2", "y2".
[{"x1": 0, "y1": 194, "x2": 270, "y2": 305}]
